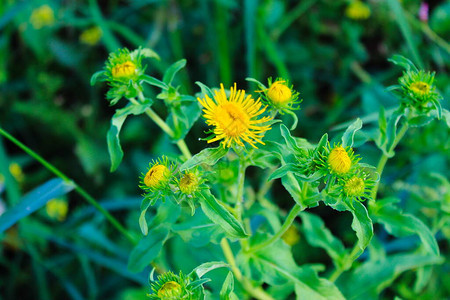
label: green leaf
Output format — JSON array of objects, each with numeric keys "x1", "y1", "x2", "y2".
[
  {"x1": 0, "y1": 178, "x2": 75, "y2": 233},
  {"x1": 141, "y1": 74, "x2": 168, "y2": 90},
  {"x1": 338, "y1": 254, "x2": 443, "y2": 299},
  {"x1": 127, "y1": 225, "x2": 169, "y2": 272},
  {"x1": 430, "y1": 97, "x2": 442, "y2": 120},
  {"x1": 107, "y1": 103, "x2": 151, "y2": 172},
  {"x1": 240, "y1": 234, "x2": 345, "y2": 299},
  {"x1": 191, "y1": 261, "x2": 229, "y2": 278},
  {"x1": 268, "y1": 163, "x2": 297, "y2": 181},
  {"x1": 300, "y1": 212, "x2": 347, "y2": 269},
  {"x1": 347, "y1": 201, "x2": 373, "y2": 252},
  {"x1": 199, "y1": 190, "x2": 247, "y2": 239},
  {"x1": 90, "y1": 70, "x2": 105, "y2": 86},
  {"x1": 172, "y1": 211, "x2": 223, "y2": 247},
  {"x1": 342, "y1": 118, "x2": 362, "y2": 148},
  {"x1": 387, "y1": 54, "x2": 419, "y2": 73},
  {"x1": 280, "y1": 124, "x2": 302, "y2": 154},
  {"x1": 385, "y1": 108, "x2": 404, "y2": 155},
  {"x1": 220, "y1": 272, "x2": 238, "y2": 300},
  {"x1": 166, "y1": 97, "x2": 201, "y2": 141},
  {"x1": 371, "y1": 201, "x2": 439, "y2": 256},
  {"x1": 245, "y1": 77, "x2": 266, "y2": 90},
  {"x1": 133, "y1": 47, "x2": 160, "y2": 60},
  {"x1": 180, "y1": 146, "x2": 229, "y2": 171},
  {"x1": 377, "y1": 106, "x2": 387, "y2": 148},
  {"x1": 408, "y1": 115, "x2": 434, "y2": 127},
  {"x1": 163, "y1": 59, "x2": 187, "y2": 85},
  {"x1": 195, "y1": 81, "x2": 215, "y2": 99}
]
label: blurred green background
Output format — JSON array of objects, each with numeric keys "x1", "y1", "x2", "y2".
[{"x1": 0, "y1": 0, "x2": 449, "y2": 299}]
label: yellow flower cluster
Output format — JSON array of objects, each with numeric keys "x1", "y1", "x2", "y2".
[{"x1": 30, "y1": 5, "x2": 55, "y2": 29}]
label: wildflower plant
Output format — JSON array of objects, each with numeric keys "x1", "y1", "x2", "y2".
[{"x1": 90, "y1": 51, "x2": 448, "y2": 299}]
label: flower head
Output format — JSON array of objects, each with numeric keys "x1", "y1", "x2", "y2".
[
  {"x1": 338, "y1": 171, "x2": 375, "y2": 202},
  {"x1": 80, "y1": 26, "x2": 103, "y2": 46},
  {"x1": 198, "y1": 83, "x2": 273, "y2": 148},
  {"x1": 345, "y1": 0, "x2": 371, "y2": 20},
  {"x1": 106, "y1": 48, "x2": 142, "y2": 83},
  {"x1": 328, "y1": 146, "x2": 352, "y2": 175},
  {"x1": 319, "y1": 143, "x2": 360, "y2": 176},
  {"x1": 148, "y1": 271, "x2": 194, "y2": 300},
  {"x1": 46, "y1": 198, "x2": 68, "y2": 221},
  {"x1": 30, "y1": 5, "x2": 55, "y2": 29},
  {"x1": 139, "y1": 157, "x2": 173, "y2": 197},
  {"x1": 178, "y1": 172, "x2": 200, "y2": 195},
  {"x1": 399, "y1": 70, "x2": 440, "y2": 111},
  {"x1": 258, "y1": 78, "x2": 301, "y2": 112}
]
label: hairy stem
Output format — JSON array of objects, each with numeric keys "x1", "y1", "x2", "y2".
[
  {"x1": 220, "y1": 238, "x2": 275, "y2": 300},
  {"x1": 0, "y1": 127, "x2": 137, "y2": 245}
]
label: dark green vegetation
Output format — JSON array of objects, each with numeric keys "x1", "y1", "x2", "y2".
[{"x1": 0, "y1": 0, "x2": 449, "y2": 299}]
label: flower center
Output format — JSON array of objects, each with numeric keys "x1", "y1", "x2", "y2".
[
  {"x1": 112, "y1": 61, "x2": 136, "y2": 78},
  {"x1": 328, "y1": 146, "x2": 351, "y2": 174},
  {"x1": 144, "y1": 164, "x2": 169, "y2": 188},
  {"x1": 344, "y1": 176, "x2": 365, "y2": 197},
  {"x1": 179, "y1": 173, "x2": 198, "y2": 194},
  {"x1": 157, "y1": 281, "x2": 182, "y2": 299},
  {"x1": 215, "y1": 102, "x2": 249, "y2": 137},
  {"x1": 268, "y1": 81, "x2": 292, "y2": 105},
  {"x1": 410, "y1": 81, "x2": 430, "y2": 96}
]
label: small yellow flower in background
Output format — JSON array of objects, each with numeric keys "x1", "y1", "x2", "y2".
[
  {"x1": 267, "y1": 81, "x2": 292, "y2": 106},
  {"x1": 282, "y1": 225, "x2": 301, "y2": 246},
  {"x1": 178, "y1": 172, "x2": 200, "y2": 195},
  {"x1": 198, "y1": 83, "x2": 273, "y2": 148},
  {"x1": 157, "y1": 281, "x2": 183, "y2": 299},
  {"x1": 344, "y1": 176, "x2": 365, "y2": 197},
  {"x1": 80, "y1": 26, "x2": 103, "y2": 46},
  {"x1": 328, "y1": 146, "x2": 352, "y2": 175},
  {"x1": 46, "y1": 198, "x2": 68, "y2": 221},
  {"x1": 9, "y1": 162, "x2": 24, "y2": 183},
  {"x1": 345, "y1": 0, "x2": 371, "y2": 20},
  {"x1": 144, "y1": 164, "x2": 170, "y2": 189},
  {"x1": 30, "y1": 5, "x2": 55, "y2": 29}
]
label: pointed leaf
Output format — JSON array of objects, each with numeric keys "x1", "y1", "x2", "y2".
[
  {"x1": 220, "y1": 272, "x2": 238, "y2": 300},
  {"x1": 348, "y1": 201, "x2": 373, "y2": 252},
  {"x1": 199, "y1": 190, "x2": 247, "y2": 239},
  {"x1": 163, "y1": 59, "x2": 187, "y2": 85},
  {"x1": 180, "y1": 146, "x2": 228, "y2": 171},
  {"x1": 342, "y1": 118, "x2": 362, "y2": 148}
]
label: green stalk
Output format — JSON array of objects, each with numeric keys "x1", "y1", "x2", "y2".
[
  {"x1": 220, "y1": 238, "x2": 275, "y2": 300},
  {"x1": 133, "y1": 94, "x2": 192, "y2": 160},
  {"x1": 247, "y1": 203, "x2": 303, "y2": 253},
  {"x1": 0, "y1": 127, "x2": 137, "y2": 245},
  {"x1": 370, "y1": 123, "x2": 409, "y2": 201},
  {"x1": 234, "y1": 158, "x2": 247, "y2": 222},
  {"x1": 328, "y1": 244, "x2": 361, "y2": 282}
]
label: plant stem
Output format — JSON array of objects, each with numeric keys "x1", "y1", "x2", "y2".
[
  {"x1": 220, "y1": 238, "x2": 275, "y2": 300},
  {"x1": 234, "y1": 158, "x2": 247, "y2": 222},
  {"x1": 328, "y1": 244, "x2": 361, "y2": 282},
  {"x1": 247, "y1": 203, "x2": 303, "y2": 253},
  {"x1": 0, "y1": 127, "x2": 137, "y2": 245},
  {"x1": 370, "y1": 123, "x2": 409, "y2": 201},
  {"x1": 133, "y1": 94, "x2": 192, "y2": 160}
]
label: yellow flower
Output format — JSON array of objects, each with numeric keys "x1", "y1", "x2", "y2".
[
  {"x1": 30, "y1": 5, "x2": 55, "y2": 29},
  {"x1": 111, "y1": 61, "x2": 137, "y2": 79},
  {"x1": 344, "y1": 176, "x2": 365, "y2": 197},
  {"x1": 46, "y1": 198, "x2": 68, "y2": 221},
  {"x1": 9, "y1": 163, "x2": 24, "y2": 182},
  {"x1": 345, "y1": 1, "x2": 371, "y2": 20},
  {"x1": 198, "y1": 83, "x2": 272, "y2": 148},
  {"x1": 157, "y1": 281, "x2": 183, "y2": 299},
  {"x1": 179, "y1": 172, "x2": 199, "y2": 195},
  {"x1": 328, "y1": 146, "x2": 352, "y2": 175},
  {"x1": 409, "y1": 81, "x2": 430, "y2": 97},
  {"x1": 80, "y1": 26, "x2": 103, "y2": 46},
  {"x1": 144, "y1": 164, "x2": 170, "y2": 189},
  {"x1": 267, "y1": 81, "x2": 292, "y2": 105},
  {"x1": 282, "y1": 225, "x2": 301, "y2": 246}
]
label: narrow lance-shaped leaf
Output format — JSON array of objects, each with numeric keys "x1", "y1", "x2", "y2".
[
  {"x1": 180, "y1": 146, "x2": 229, "y2": 171},
  {"x1": 163, "y1": 59, "x2": 187, "y2": 85},
  {"x1": 0, "y1": 178, "x2": 75, "y2": 233},
  {"x1": 199, "y1": 190, "x2": 247, "y2": 239},
  {"x1": 107, "y1": 103, "x2": 152, "y2": 172},
  {"x1": 300, "y1": 212, "x2": 348, "y2": 269},
  {"x1": 220, "y1": 272, "x2": 239, "y2": 300},
  {"x1": 280, "y1": 124, "x2": 302, "y2": 154},
  {"x1": 342, "y1": 118, "x2": 362, "y2": 148},
  {"x1": 127, "y1": 225, "x2": 169, "y2": 272},
  {"x1": 348, "y1": 201, "x2": 373, "y2": 252}
]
